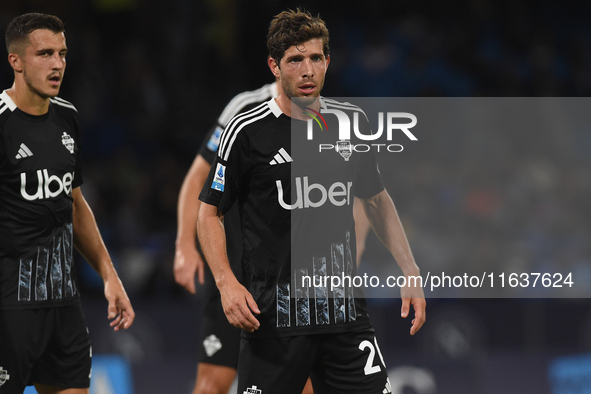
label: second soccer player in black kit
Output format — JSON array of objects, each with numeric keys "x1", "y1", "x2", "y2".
[
  {"x1": 0, "y1": 13, "x2": 134, "y2": 394},
  {"x1": 198, "y1": 9, "x2": 426, "y2": 393}
]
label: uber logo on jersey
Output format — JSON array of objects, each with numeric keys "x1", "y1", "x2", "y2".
[
  {"x1": 20, "y1": 169, "x2": 74, "y2": 201},
  {"x1": 276, "y1": 176, "x2": 352, "y2": 210}
]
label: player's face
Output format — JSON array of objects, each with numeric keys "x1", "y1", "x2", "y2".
[
  {"x1": 19, "y1": 29, "x2": 67, "y2": 99},
  {"x1": 273, "y1": 38, "x2": 329, "y2": 107}
]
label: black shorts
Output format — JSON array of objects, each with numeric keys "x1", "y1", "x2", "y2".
[
  {"x1": 0, "y1": 302, "x2": 92, "y2": 392},
  {"x1": 198, "y1": 268, "x2": 241, "y2": 369},
  {"x1": 237, "y1": 328, "x2": 391, "y2": 394}
]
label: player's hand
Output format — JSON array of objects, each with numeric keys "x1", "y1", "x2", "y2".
[
  {"x1": 401, "y1": 282, "x2": 426, "y2": 335},
  {"x1": 219, "y1": 279, "x2": 260, "y2": 333},
  {"x1": 173, "y1": 242, "x2": 205, "y2": 294},
  {"x1": 401, "y1": 296, "x2": 426, "y2": 335},
  {"x1": 104, "y1": 276, "x2": 135, "y2": 331}
]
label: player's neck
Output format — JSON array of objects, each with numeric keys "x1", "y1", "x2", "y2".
[
  {"x1": 275, "y1": 94, "x2": 321, "y2": 121},
  {"x1": 6, "y1": 83, "x2": 51, "y2": 116}
]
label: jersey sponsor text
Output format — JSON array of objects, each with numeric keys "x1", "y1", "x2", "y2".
[
  {"x1": 20, "y1": 170, "x2": 74, "y2": 201},
  {"x1": 276, "y1": 176, "x2": 353, "y2": 210}
]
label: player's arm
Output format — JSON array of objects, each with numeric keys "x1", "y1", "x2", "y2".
[
  {"x1": 360, "y1": 189, "x2": 426, "y2": 335},
  {"x1": 174, "y1": 154, "x2": 211, "y2": 293},
  {"x1": 197, "y1": 201, "x2": 260, "y2": 332},
  {"x1": 71, "y1": 186, "x2": 135, "y2": 331},
  {"x1": 353, "y1": 197, "x2": 371, "y2": 266}
]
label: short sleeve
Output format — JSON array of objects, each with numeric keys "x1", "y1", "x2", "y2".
[
  {"x1": 199, "y1": 126, "x2": 250, "y2": 214},
  {"x1": 198, "y1": 123, "x2": 223, "y2": 165}
]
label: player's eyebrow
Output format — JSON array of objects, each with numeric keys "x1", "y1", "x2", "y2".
[
  {"x1": 285, "y1": 52, "x2": 324, "y2": 62},
  {"x1": 35, "y1": 44, "x2": 68, "y2": 54},
  {"x1": 285, "y1": 53, "x2": 304, "y2": 62}
]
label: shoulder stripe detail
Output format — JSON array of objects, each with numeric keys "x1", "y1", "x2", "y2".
[
  {"x1": 218, "y1": 104, "x2": 272, "y2": 161},
  {"x1": 222, "y1": 109, "x2": 271, "y2": 162},
  {"x1": 50, "y1": 97, "x2": 78, "y2": 112},
  {"x1": 324, "y1": 98, "x2": 369, "y2": 122},
  {"x1": 323, "y1": 98, "x2": 365, "y2": 113},
  {"x1": 218, "y1": 102, "x2": 268, "y2": 156},
  {"x1": 0, "y1": 90, "x2": 17, "y2": 114},
  {"x1": 51, "y1": 96, "x2": 73, "y2": 105},
  {"x1": 218, "y1": 83, "x2": 276, "y2": 127}
]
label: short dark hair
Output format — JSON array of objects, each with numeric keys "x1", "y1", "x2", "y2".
[
  {"x1": 267, "y1": 8, "x2": 329, "y2": 64},
  {"x1": 5, "y1": 13, "x2": 65, "y2": 54}
]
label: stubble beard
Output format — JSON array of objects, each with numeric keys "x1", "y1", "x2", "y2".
[
  {"x1": 283, "y1": 80, "x2": 323, "y2": 109},
  {"x1": 23, "y1": 70, "x2": 60, "y2": 100}
]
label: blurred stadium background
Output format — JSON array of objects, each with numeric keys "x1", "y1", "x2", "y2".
[{"x1": 3, "y1": 0, "x2": 591, "y2": 393}]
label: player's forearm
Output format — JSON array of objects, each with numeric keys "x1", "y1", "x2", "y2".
[
  {"x1": 71, "y1": 187, "x2": 118, "y2": 281},
  {"x1": 362, "y1": 190, "x2": 420, "y2": 276},
  {"x1": 353, "y1": 197, "x2": 371, "y2": 265},
  {"x1": 197, "y1": 203, "x2": 237, "y2": 288},
  {"x1": 175, "y1": 184, "x2": 201, "y2": 247},
  {"x1": 176, "y1": 156, "x2": 210, "y2": 245}
]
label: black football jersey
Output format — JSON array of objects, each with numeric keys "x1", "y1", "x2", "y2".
[
  {"x1": 0, "y1": 91, "x2": 83, "y2": 309},
  {"x1": 199, "y1": 83, "x2": 277, "y2": 165},
  {"x1": 198, "y1": 83, "x2": 277, "y2": 288},
  {"x1": 200, "y1": 97, "x2": 384, "y2": 337}
]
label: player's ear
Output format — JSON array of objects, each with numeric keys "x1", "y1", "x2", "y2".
[
  {"x1": 8, "y1": 53, "x2": 23, "y2": 73},
  {"x1": 325, "y1": 55, "x2": 330, "y2": 70},
  {"x1": 268, "y1": 56, "x2": 280, "y2": 78}
]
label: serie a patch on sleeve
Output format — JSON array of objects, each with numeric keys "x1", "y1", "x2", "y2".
[
  {"x1": 207, "y1": 126, "x2": 223, "y2": 152},
  {"x1": 211, "y1": 163, "x2": 226, "y2": 191}
]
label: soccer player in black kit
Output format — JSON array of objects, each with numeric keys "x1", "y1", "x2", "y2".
[
  {"x1": 198, "y1": 9, "x2": 426, "y2": 394},
  {"x1": 0, "y1": 13, "x2": 135, "y2": 394},
  {"x1": 174, "y1": 82, "x2": 314, "y2": 393}
]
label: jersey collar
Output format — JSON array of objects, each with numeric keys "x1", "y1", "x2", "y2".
[
  {"x1": 268, "y1": 97, "x2": 283, "y2": 118},
  {"x1": 267, "y1": 96, "x2": 327, "y2": 118},
  {"x1": 0, "y1": 90, "x2": 17, "y2": 112}
]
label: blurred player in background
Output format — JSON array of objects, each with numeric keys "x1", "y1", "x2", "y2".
[
  {"x1": 198, "y1": 8, "x2": 425, "y2": 393},
  {"x1": 0, "y1": 13, "x2": 135, "y2": 394},
  {"x1": 174, "y1": 82, "x2": 314, "y2": 393}
]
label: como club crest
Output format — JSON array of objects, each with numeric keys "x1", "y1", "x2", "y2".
[
  {"x1": 61, "y1": 132, "x2": 75, "y2": 154},
  {"x1": 336, "y1": 140, "x2": 352, "y2": 161},
  {"x1": 0, "y1": 367, "x2": 10, "y2": 386}
]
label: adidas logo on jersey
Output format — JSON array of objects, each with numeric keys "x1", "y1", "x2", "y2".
[
  {"x1": 269, "y1": 148, "x2": 292, "y2": 165},
  {"x1": 15, "y1": 143, "x2": 33, "y2": 159},
  {"x1": 243, "y1": 386, "x2": 262, "y2": 394}
]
